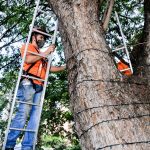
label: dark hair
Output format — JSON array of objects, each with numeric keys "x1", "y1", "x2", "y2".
[{"x1": 30, "y1": 27, "x2": 49, "y2": 42}]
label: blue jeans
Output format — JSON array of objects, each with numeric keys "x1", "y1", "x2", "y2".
[{"x1": 6, "y1": 80, "x2": 43, "y2": 150}]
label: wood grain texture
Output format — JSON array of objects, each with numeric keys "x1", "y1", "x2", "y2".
[{"x1": 48, "y1": 0, "x2": 150, "y2": 149}]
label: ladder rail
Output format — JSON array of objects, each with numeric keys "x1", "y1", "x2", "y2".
[
  {"x1": 2, "y1": 0, "x2": 41, "y2": 149},
  {"x1": 32, "y1": 19, "x2": 58, "y2": 150},
  {"x1": 3, "y1": 1, "x2": 59, "y2": 149},
  {"x1": 115, "y1": 11, "x2": 133, "y2": 74}
]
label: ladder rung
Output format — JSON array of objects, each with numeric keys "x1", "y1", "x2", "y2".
[
  {"x1": 10, "y1": 127, "x2": 36, "y2": 132},
  {"x1": 16, "y1": 100, "x2": 40, "y2": 106},
  {"x1": 32, "y1": 28, "x2": 52, "y2": 38},
  {"x1": 112, "y1": 46, "x2": 125, "y2": 52},
  {"x1": 28, "y1": 51, "x2": 47, "y2": 58},
  {"x1": 120, "y1": 68, "x2": 131, "y2": 72},
  {"x1": 22, "y1": 75, "x2": 45, "y2": 82}
]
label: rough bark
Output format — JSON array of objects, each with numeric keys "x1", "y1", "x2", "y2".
[
  {"x1": 131, "y1": 0, "x2": 150, "y2": 82},
  {"x1": 48, "y1": 0, "x2": 150, "y2": 149},
  {"x1": 142, "y1": 0, "x2": 150, "y2": 83}
]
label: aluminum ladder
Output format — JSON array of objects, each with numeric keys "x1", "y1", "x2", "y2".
[
  {"x1": 112, "y1": 11, "x2": 133, "y2": 74},
  {"x1": 2, "y1": 0, "x2": 58, "y2": 149}
]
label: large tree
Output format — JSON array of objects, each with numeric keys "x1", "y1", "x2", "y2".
[
  {"x1": 0, "y1": 1, "x2": 78, "y2": 149},
  {"x1": 48, "y1": 0, "x2": 150, "y2": 149}
]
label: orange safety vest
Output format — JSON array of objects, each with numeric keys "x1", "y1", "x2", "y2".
[
  {"x1": 20, "y1": 43, "x2": 47, "y2": 85},
  {"x1": 117, "y1": 61, "x2": 132, "y2": 76}
]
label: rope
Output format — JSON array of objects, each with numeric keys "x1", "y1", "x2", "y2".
[
  {"x1": 66, "y1": 48, "x2": 112, "y2": 63},
  {"x1": 113, "y1": 41, "x2": 149, "y2": 50},
  {"x1": 75, "y1": 102, "x2": 150, "y2": 116},
  {"x1": 69, "y1": 78, "x2": 148, "y2": 97},
  {"x1": 66, "y1": 40, "x2": 149, "y2": 63},
  {"x1": 78, "y1": 114, "x2": 150, "y2": 138},
  {"x1": 97, "y1": 140, "x2": 150, "y2": 149},
  {"x1": 127, "y1": 41, "x2": 148, "y2": 47}
]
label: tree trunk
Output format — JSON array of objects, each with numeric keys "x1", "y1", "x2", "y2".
[
  {"x1": 142, "y1": 0, "x2": 150, "y2": 83},
  {"x1": 48, "y1": 0, "x2": 150, "y2": 149},
  {"x1": 131, "y1": 0, "x2": 150, "y2": 83}
]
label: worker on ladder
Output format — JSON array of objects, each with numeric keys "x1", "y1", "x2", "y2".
[
  {"x1": 117, "y1": 60, "x2": 132, "y2": 76},
  {"x1": 113, "y1": 52, "x2": 132, "y2": 76},
  {"x1": 5, "y1": 26, "x2": 65, "y2": 150}
]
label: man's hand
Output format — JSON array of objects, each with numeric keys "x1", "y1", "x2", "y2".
[
  {"x1": 44, "y1": 44, "x2": 55, "y2": 56},
  {"x1": 25, "y1": 45, "x2": 56, "y2": 64}
]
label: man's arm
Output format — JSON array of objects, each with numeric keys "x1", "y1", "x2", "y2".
[
  {"x1": 25, "y1": 45, "x2": 55, "y2": 64},
  {"x1": 50, "y1": 66, "x2": 66, "y2": 73},
  {"x1": 25, "y1": 54, "x2": 43, "y2": 64}
]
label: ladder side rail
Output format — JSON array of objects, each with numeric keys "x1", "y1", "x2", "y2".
[
  {"x1": 52, "y1": 19, "x2": 58, "y2": 44},
  {"x1": 32, "y1": 19, "x2": 58, "y2": 150},
  {"x1": 2, "y1": 0, "x2": 41, "y2": 149},
  {"x1": 115, "y1": 11, "x2": 133, "y2": 74}
]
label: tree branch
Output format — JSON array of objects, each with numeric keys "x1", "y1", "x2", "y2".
[
  {"x1": 0, "y1": 54, "x2": 20, "y2": 70},
  {"x1": 48, "y1": 0, "x2": 72, "y2": 18},
  {"x1": 102, "y1": 0, "x2": 115, "y2": 31},
  {"x1": 0, "y1": 34, "x2": 25, "y2": 50},
  {"x1": 99, "y1": 0, "x2": 104, "y2": 6}
]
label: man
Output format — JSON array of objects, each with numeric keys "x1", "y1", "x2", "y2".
[
  {"x1": 117, "y1": 60, "x2": 132, "y2": 76},
  {"x1": 113, "y1": 52, "x2": 132, "y2": 76},
  {"x1": 5, "y1": 27, "x2": 65, "y2": 150}
]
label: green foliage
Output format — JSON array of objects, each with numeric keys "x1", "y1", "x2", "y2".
[
  {"x1": 0, "y1": 120, "x2": 6, "y2": 147},
  {"x1": 105, "y1": 0, "x2": 144, "y2": 47},
  {"x1": 41, "y1": 135, "x2": 81, "y2": 150},
  {"x1": 0, "y1": 1, "x2": 79, "y2": 149}
]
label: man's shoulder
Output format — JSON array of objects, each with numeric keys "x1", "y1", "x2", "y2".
[{"x1": 21, "y1": 43, "x2": 37, "y2": 52}]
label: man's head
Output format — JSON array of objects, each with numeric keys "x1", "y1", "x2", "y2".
[{"x1": 31, "y1": 27, "x2": 48, "y2": 48}]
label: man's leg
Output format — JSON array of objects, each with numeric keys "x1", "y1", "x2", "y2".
[
  {"x1": 5, "y1": 84, "x2": 35, "y2": 149},
  {"x1": 22, "y1": 85, "x2": 42, "y2": 150}
]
